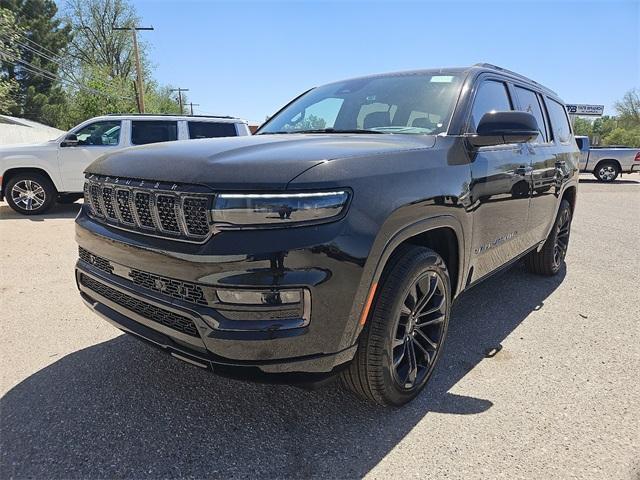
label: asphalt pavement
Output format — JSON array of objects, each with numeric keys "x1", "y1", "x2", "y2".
[{"x1": 0, "y1": 175, "x2": 638, "y2": 479}]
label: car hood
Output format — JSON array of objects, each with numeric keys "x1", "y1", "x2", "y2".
[
  {"x1": 0, "y1": 141, "x2": 57, "y2": 157},
  {"x1": 87, "y1": 134, "x2": 436, "y2": 190}
]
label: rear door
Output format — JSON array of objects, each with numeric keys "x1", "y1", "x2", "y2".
[
  {"x1": 130, "y1": 120, "x2": 178, "y2": 146},
  {"x1": 467, "y1": 77, "x2": 532, "y2": 281}
]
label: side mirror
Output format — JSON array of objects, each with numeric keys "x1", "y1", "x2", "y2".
[
  {"x1": 469, "y1": 111, "x2": 539, "y2": 147},
  {"x1": 61, "y1": 133, "x2": 79, "y2": 147}
]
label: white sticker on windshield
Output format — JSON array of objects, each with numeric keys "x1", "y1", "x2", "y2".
[{"x1": 430, "y1": 76, "x2": 454, "y2": 83}]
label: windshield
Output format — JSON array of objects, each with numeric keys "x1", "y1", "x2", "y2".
[{"x1": 259, "y1": 73, "x2": 463, "y2": 135}]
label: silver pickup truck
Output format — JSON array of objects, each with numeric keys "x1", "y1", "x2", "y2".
[{"x1": 576, "y1": 136, "x2": 640, "y2": 182}]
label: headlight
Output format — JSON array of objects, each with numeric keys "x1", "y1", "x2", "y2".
[{"x1": 211, "y1": 190, "x2": 349, "y2": 227}]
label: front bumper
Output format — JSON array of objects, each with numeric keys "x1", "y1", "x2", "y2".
[{"x1": 75, "y1": 207, "x2": 371, "y2": 380}]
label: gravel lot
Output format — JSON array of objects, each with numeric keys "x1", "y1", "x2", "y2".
[{"x1": 1, "y1": 175, "x2": 638, "y2": 479}]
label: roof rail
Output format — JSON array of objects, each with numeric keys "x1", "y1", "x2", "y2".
[
  {"x1": 103, "y1": 113, "x2": 239, "y2": 120},
  {"x1": 472, "y1": 63, "x2": 558, "y2": 95}
]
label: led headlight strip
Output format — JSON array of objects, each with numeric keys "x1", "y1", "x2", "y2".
[{"x1": 211, "y1": 190, "x2": 349, "y2": 227}]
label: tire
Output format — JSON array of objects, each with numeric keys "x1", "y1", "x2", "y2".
[
  {"x1": 525, "y1": 199, "x2": 572, "y2": 276},
  {"x1": 5, "y1": 173, "x2": 56, "y2": 215},
  {"x1": 594, "y1": 161, "x2": 620, "y2": 182},
  {"x1": 342, "y1": 245, "x2": 451, "y2": 406}
]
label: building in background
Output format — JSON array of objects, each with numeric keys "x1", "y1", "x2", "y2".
[{"x1": 0, "y1": 115, "x2": 64, "y2": 145}]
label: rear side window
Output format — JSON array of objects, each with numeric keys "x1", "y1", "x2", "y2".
[
  {"x1": 131, "y1": 121, "x2": 178, "y2": 145},
  {"x1": 469, "y1": 80, "x2": 512, "y2": 132},
  {"x1": 545, "y1": 99, "x2": 572, "y2": 144},
  {"x1": 188, "y1": 121, "x2": 237, "y2": 139},
  {"x1": 514, "y1": 86, "x2": 548, "y2": 143}
]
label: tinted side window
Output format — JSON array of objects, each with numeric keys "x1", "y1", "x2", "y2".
[
  {"x1": 188, "y1": 122, "x2": 237, "y2": 139},
  {"x1": 575, "y1": 137, "x2": 584, "y2": 149},
  {"x1": 514, "y1": 86, "x2": 547, "y2": 143},
  {"x1": 131, "y1": 121, "x2": 178, "y2": 145},
  {"x1": 74, "y1": 121, "x2": 121, "y2": 146},
  {"x1": 546, "y1": 99, "x2": 572, "y2": 144},
  {"x1": 469, "y1": 80, "x2": 512, "y2": 132}
]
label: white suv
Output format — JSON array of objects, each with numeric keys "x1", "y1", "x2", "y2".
[{"x1": 0, "y1": 114, "x2": 250, "y2": 215}]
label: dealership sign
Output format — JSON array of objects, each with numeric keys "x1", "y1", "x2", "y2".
[{"x1": 565, "y1": 104, "x2": 604, "y2": 116}]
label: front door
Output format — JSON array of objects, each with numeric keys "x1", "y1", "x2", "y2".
[
  {"x1": 467, "y1": 78, "x2": 532, "y2": 282},
  {"x1": 58, "y1": 120, "x2": 123, "y2": 192}
]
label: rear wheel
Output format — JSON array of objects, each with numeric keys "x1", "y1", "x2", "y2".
[
  {"x1": 5, "y1": 173, "x2": 56, "y2": 215},
  {"x1": 342, "y1": 246, "x2": 451, "y2": 406},
  {"x1": 594, "y1": 161, "x2": 620, "y2": 182},
  {"x1": 525, "y1": 199, "x2": 572, "y2": 276}
]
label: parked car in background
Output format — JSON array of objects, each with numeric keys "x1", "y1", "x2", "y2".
[
  {"x1": 0, "y1": 114, "x2": 250, "y2": 215},
  {"x1": 75, "y1": 64, "x2": 579, "y2": 406},
  {"x1": 575, "y1": 135, "x2": 640, "y2": 182}
]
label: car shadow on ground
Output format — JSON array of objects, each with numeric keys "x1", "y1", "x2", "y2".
[
  {"x1": 0, "y1": 263, "x2": 565, "y2": 479},
  {"x1": 0, "y1": 202, "x2": 81, "y2": 220},
  {"x1": 578, "y1": 178, "x2": 639, "y2": 185}
]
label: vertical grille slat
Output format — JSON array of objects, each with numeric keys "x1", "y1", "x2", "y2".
[
  {"x1": 101, "y1": 186, "x2": 118, "y2": 220},
  {"x1": 85, "y1": 178, "x2": 212, "y2": 242},
  {"x1": 155, "y1": 194, "x2": 181, "y2": 233},
  {"x1": 89, "y1": 184, "x2": 104, "y2": 217},
  {"x1": 115, "y1": 189, "x2": 135, "y2": 225},
  {"x1": 133, "y1": 191, "x2": 156, "y2": 229}
]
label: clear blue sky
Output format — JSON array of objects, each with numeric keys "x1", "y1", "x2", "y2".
[{"x1": 131, "y1": 0, "x2": 638, "y2": 123}]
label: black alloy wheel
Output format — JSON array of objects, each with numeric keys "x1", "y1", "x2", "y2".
[
  {"x1": 391, "y1": 271, "x2": 447, "y2": 390},
  {"x1": 525, "y1": 199, "x2": 573, "y2": 276},
  {"x1": 342, "y1": 245, "x2": 451, "y2": 406}
]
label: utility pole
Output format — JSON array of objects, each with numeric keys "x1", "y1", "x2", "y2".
[
  {"x1": 113, "y1": 25, "x2": 154, "y2": 113},
  {"x1": 187, "y1": 102, "x2": 200, "y2": 115},
  {"x1": 170, "y1": 88, "x2": 189, "y2": 114}
]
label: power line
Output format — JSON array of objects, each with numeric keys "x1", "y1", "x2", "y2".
[
  {"x1": 187, "y1": 102, "x2": 200, "y2": 115},
  {"x1": 170, "y1": 87, "x2": 189, "y2": 114},
  {"x1": 0, "y1": 49, "x2": 133, "y2": 101}
]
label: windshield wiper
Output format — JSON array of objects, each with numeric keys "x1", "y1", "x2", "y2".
[
  {"x1": 295, "y1": 128, "x2": 384, "y2": 134},
  {"x1": 258, "y1": 128, "x2": 384, "y2": 135}
]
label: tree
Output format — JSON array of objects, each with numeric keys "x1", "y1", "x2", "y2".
[
  {"x1": 614, "y1": 88, "x2": 640, "y2": 128},
  {"x1": 0, "y1": 0, "x2": 72, "y2": 124},
  {"x1": 61, "y1": 0, "x2": 180, "y2": 121},
  {"x1": 572, "y1": 116, "x2": 593, "y2": 137},
  {"x1": 603, "y1": 127, "x2": 640, "y2": 148},
  {"x1": 0, "y1": 7, "x2": 20, "y2": 113},
  {"x1": 64, "y1": 0, "x2": 143, "y2": 80}
]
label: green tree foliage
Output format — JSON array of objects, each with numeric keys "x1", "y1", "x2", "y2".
[
  {"x1": 61, "y1": 0, "x2": 181, "y2": 122},
  {"x1": 614, "y1": 88, "x2": 640, "y2": 128},
  {"x1": 0, "y1": 7, "x2": 20, "y2": 113},
  {"x1": 0, "y1": 0, "x2": 72, "y2": 124},
  {"x1": 572, "y1": 116, "x2": 593, "y2": 137}
]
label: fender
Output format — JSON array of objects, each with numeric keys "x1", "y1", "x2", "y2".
[{"x1": 344, "y1": 214, "x2": 467, "y2": 346}]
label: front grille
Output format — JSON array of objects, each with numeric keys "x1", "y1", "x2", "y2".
[
  {"x1": 80, "y1": 273, "x2": 199, "y2": 337},
  {"x1": 129, "y1": 269, "x2": 208, "y2": 306},
  {"x1": 84, "y1": 176, "x2": 212, "y2": 242},
  {"x1": 79, "y1": 247, "x2": 113, "y2": 274}
]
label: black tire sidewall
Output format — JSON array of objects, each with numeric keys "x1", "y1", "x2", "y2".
[
  {"x1": 5, "y1": 174, "x2": 55, "y2": 215},
  {"x1": 370, "y1": 248, "x2": 451, "y2": 406}
]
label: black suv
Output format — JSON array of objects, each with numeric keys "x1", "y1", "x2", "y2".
[{"x1": 75, "y1": 64, "x2": 579, "y2": 406}]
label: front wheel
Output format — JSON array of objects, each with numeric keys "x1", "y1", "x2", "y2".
[
  {"x1": 342, "y1": 245, "x2": 451, "y2": 406},
  {"x1": 5, "y1": 173, "x2": 56, "y2": 215}
]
